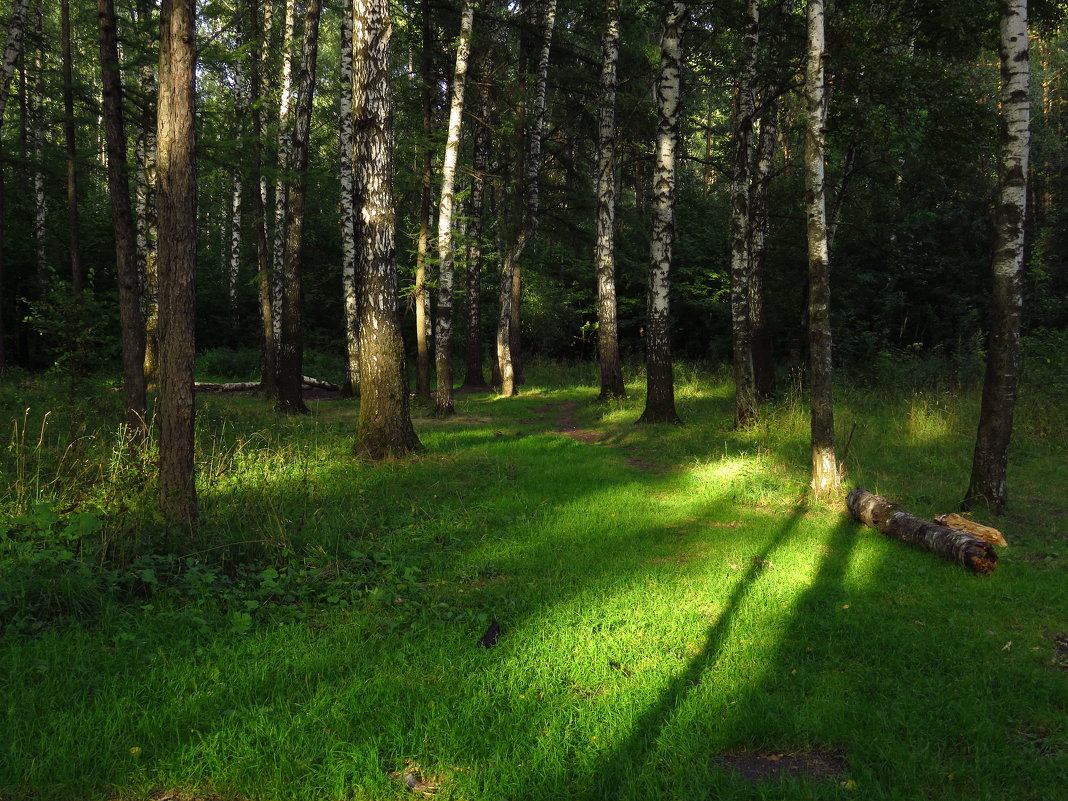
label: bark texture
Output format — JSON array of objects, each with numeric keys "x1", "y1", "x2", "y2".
[
  {"x1": 134, "y1": 0, "x2": 159, "y2": 386},
  {"x1": 413, "y1": 0, "x2": 434, "y2": 405},
  {"x1": 61, "y1": 0, "x2": 83, "y2": 292},
  {"x1": 964, "y1": 0, "x2": 1030, "y2": 514},
  {"x1": 728, "y1": 0, "x2": 760, "y2": 426},
  {"x1": 497, "y1": 0, "x2": 557, "y2": 397},
  {"x1": 433, "y1": 0, "x2": 475, "y2": 417},
  {"x1": 156, "y1": 0, "x2": 198, "y2": 526},
  {"x1": 269, "y1": 0, "x2": 297, "y2": 358},
  {"x1": 804, "y1": 0, "x2": 838, "y2": 498},
  {"x1": 461, "y1": 71, "x2": 491, "y2": 390},
  {"x1": 638, "y1": 0, "x2": 685, "y2": 425},
  {"x1": 352, "y1": 0, "x2": 422, "y2": 459},
  {"x1": 848, "y1": 488, "x2": 998, "y2": 575},
  {"x1": 339, "y1": 0, "x2": 360, "y2": 396},
  {"x1": 594, "y1": 0, "x2": 625, "y2": 401},
  {"x1": 276, "y1": 0, "x2": 321, "y2": 415},
  {"x1": 98, "y1": 0, "x2": 148, "y2": 436}
]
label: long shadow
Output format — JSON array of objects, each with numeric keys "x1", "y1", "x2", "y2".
[{"x1": 587, "y1": 501, "x2": 811, "y2": 799}]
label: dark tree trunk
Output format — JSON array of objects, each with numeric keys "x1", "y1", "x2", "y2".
[
  {"x1": 97, "y1": 0, "x2": 148, "y2": 438},
  {"x1": 638, "y1": 0, "x2": 685, "y2": 425},
  {"x1": 964, "y1": 0, "x2": 1030, "y2": 514},
  {"x1": 749, "y1": 99, "x2": 778, "y2": 399},
  {"x1": 275, "y1": 0, "x2": 321, "y2": 415},
  {"x1": 460, "y1": 69, "x2": 491, "y2": 390},
  {"x1": 413, "y1": 0, "x2": 433, "y2": 405},
  {"x1": 352, "y1": 0, "x2": 422, "y2": 459},
  {"x1": 848, "y1": 489, "x2": 998, "y2": 575},
  {"x1": 61, "y1": 0, "x2": 83, "y2": 292},
  {"x1": 594, "y1": 0, "x2": 625, "y2": 401},
  {"x1": 156, "y1": 0, "x2": 198, "y2": 527},
  {"x1": 248, "y1": 0, "x2": 276, "y2": 399}
]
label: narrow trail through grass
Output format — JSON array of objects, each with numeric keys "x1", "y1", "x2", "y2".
[{"x1": 1, "y1": 367, "x2": 1066, "y2": 801}]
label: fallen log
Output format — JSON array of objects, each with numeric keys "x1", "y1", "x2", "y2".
[
  {"x1": 847, "y1": 488, "x2": 998, "y2": 575},
  {"x1": 934, "y1": 513, "x2": 1008, "y2": 547},
  {"x1": 194, "y1": 376, "x2": 339, "y2": 393}
]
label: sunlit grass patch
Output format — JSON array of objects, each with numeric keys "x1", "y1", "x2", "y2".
[{"x1": 1, "y1": 362, "x2": 1067, "y2": 800}]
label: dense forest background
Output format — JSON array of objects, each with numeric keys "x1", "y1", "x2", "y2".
[{"x1": 0, "y1": 0, "x2": 1064, "y2": 383}]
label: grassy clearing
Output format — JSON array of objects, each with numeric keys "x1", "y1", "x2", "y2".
[{"x1": 1, "y1": 360, "x2": 1066, "y2": 800}]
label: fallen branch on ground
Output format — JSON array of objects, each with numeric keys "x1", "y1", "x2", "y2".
[
  {"x1": 847, "y1": 488, "x2": 998, "y2": 575},
  {"x1": 194, "y1": 376, "x2": 339, "y2": 392}
]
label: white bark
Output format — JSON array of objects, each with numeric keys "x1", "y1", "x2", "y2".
[
  {"x1": 0, "y1": 0, "x2": 30, "y2": 122},
  {"x1": 339, "y1": 0, "x2": 359, "y2": 391},
  {"x1": 965, "y1": 0, "x2": 1030, "y2": 512},
  {"x1": 433, "y1": 0, "x2": 475, "y2": 415},
  {"x1": 271, "y1": 0, "x2": 297, "y2": 345},
  {"x1": 228, "y1": 170, "x2": 243, "y2": 318},
  {"x1": 804, "y1": 0, "x2": 838, "y2": 498},
  {"x1": 638, "y1": 0, "x2": 685, "y2": 424}
]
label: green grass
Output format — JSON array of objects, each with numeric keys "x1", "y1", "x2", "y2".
[{"x1": 1, "y1": 361, "x2": 1066, "y2": 800}]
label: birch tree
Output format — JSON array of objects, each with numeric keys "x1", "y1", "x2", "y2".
[
  {"x1": 637, "y1": 0, "x2": 685, "y2": 425},
  {"x1": 433, "y1": 0, "x2": 475, "y2": 417},
  {"x1": 267, "y1": 0, "x2": 297, "y2": 393},
  {"x1": 964, "y1": 0, "x2": 1030, "y2": 513},
  {"x1": 339, "y1": 0, "x2": 360, "y2": 396},
  {"x1": 497, "y1": 0, "x2": 556, "y2": 397},
  {"x1": 804, "y1": 0, "x2": 839, "y2": 499},
  {"x1": 275, "y1": 0, "x2": 321, "y2": 414},
  {"x1": 156, "y1": 0, "x2": 198, "y2": 526},
  {"x1": 97, "y1": 0, "x2": 148, "y2": 436},
  {"x1": 593, "y1": 0, "x2": 625, "y2": 400},
  {"x1": 352, "y1": 0, "x2": 422, "y2": 458},
  {"x1": 31, "y1": 2, "x2": 45, "y2": 290},
  {"x1": 728, "y1": 0, "x2": 760, "y2": 426}
]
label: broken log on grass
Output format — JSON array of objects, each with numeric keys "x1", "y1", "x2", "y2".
[
  {"x1": 194, "y1": 376, "x2": 339, "y2": 392},
  {"x1": 934, "y1": 513, "x2": 1008, "y2": 547},
  {"x1": 847, "y1": 488, "x2": 998, "y2": 575}
]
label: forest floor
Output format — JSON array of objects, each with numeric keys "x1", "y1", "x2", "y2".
[{"x1": 1, "y1": 361, "x2": 1066, "y2": 800}]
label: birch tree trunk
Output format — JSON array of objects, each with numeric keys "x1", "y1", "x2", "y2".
[
  {"x1": 98, "y1": 0, "x2": 148, "y2": 437},
  {"x1": 413, "y1": 0, "x2": 434, "y2": 404},
  {"x1": 594, "y1": 0, "x2": 625, "y2": 401},
  {"x1": 637, "y1": 0, "x2": 685, "y2": 425},
  {"x1": 804, "y1": 0, "x2": 839, "y2": 499},
  {"x1": 433, "y1": 0, "x2": 475, "y2": 417},
  {"x1": 728, "y1": 0, "x2": 759, "y2": 426},
  {"x1": 269, "y1": 0, "x2": 297, "y2": 369},
  {"x1": 156, "y1": 0, "x2": 198, "y2": 527},
  {"x1": 352, "y1": 0, "x2": 422, "y2": 458},
  {"x1": 461, "y1": 70, "x2": 491, "y2": 390},
  {"x1": 249, "y1": 0, "x2": 277, "y2": 397},
  {"x1": 497, "y1": 0, "x2": 556, "y2": 397},
  {"x1": 964, "y1": 0, "x2": 1030, "y2": 514},
  {"x1": 0, "y1": 0, "x2": 30, "y2": 127},
  {"x1": 60, "y1": 0, "x2": 83, "y2": 292},
  {"x1": 135, "y1": 0, "x2": 160, "y2": 385},
  {"x1": 276, "y1": 0, "x2": 320, "y2": 415},
  {"x1": 339, "y1": 0, "x2": 360, "y2": 397}
]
